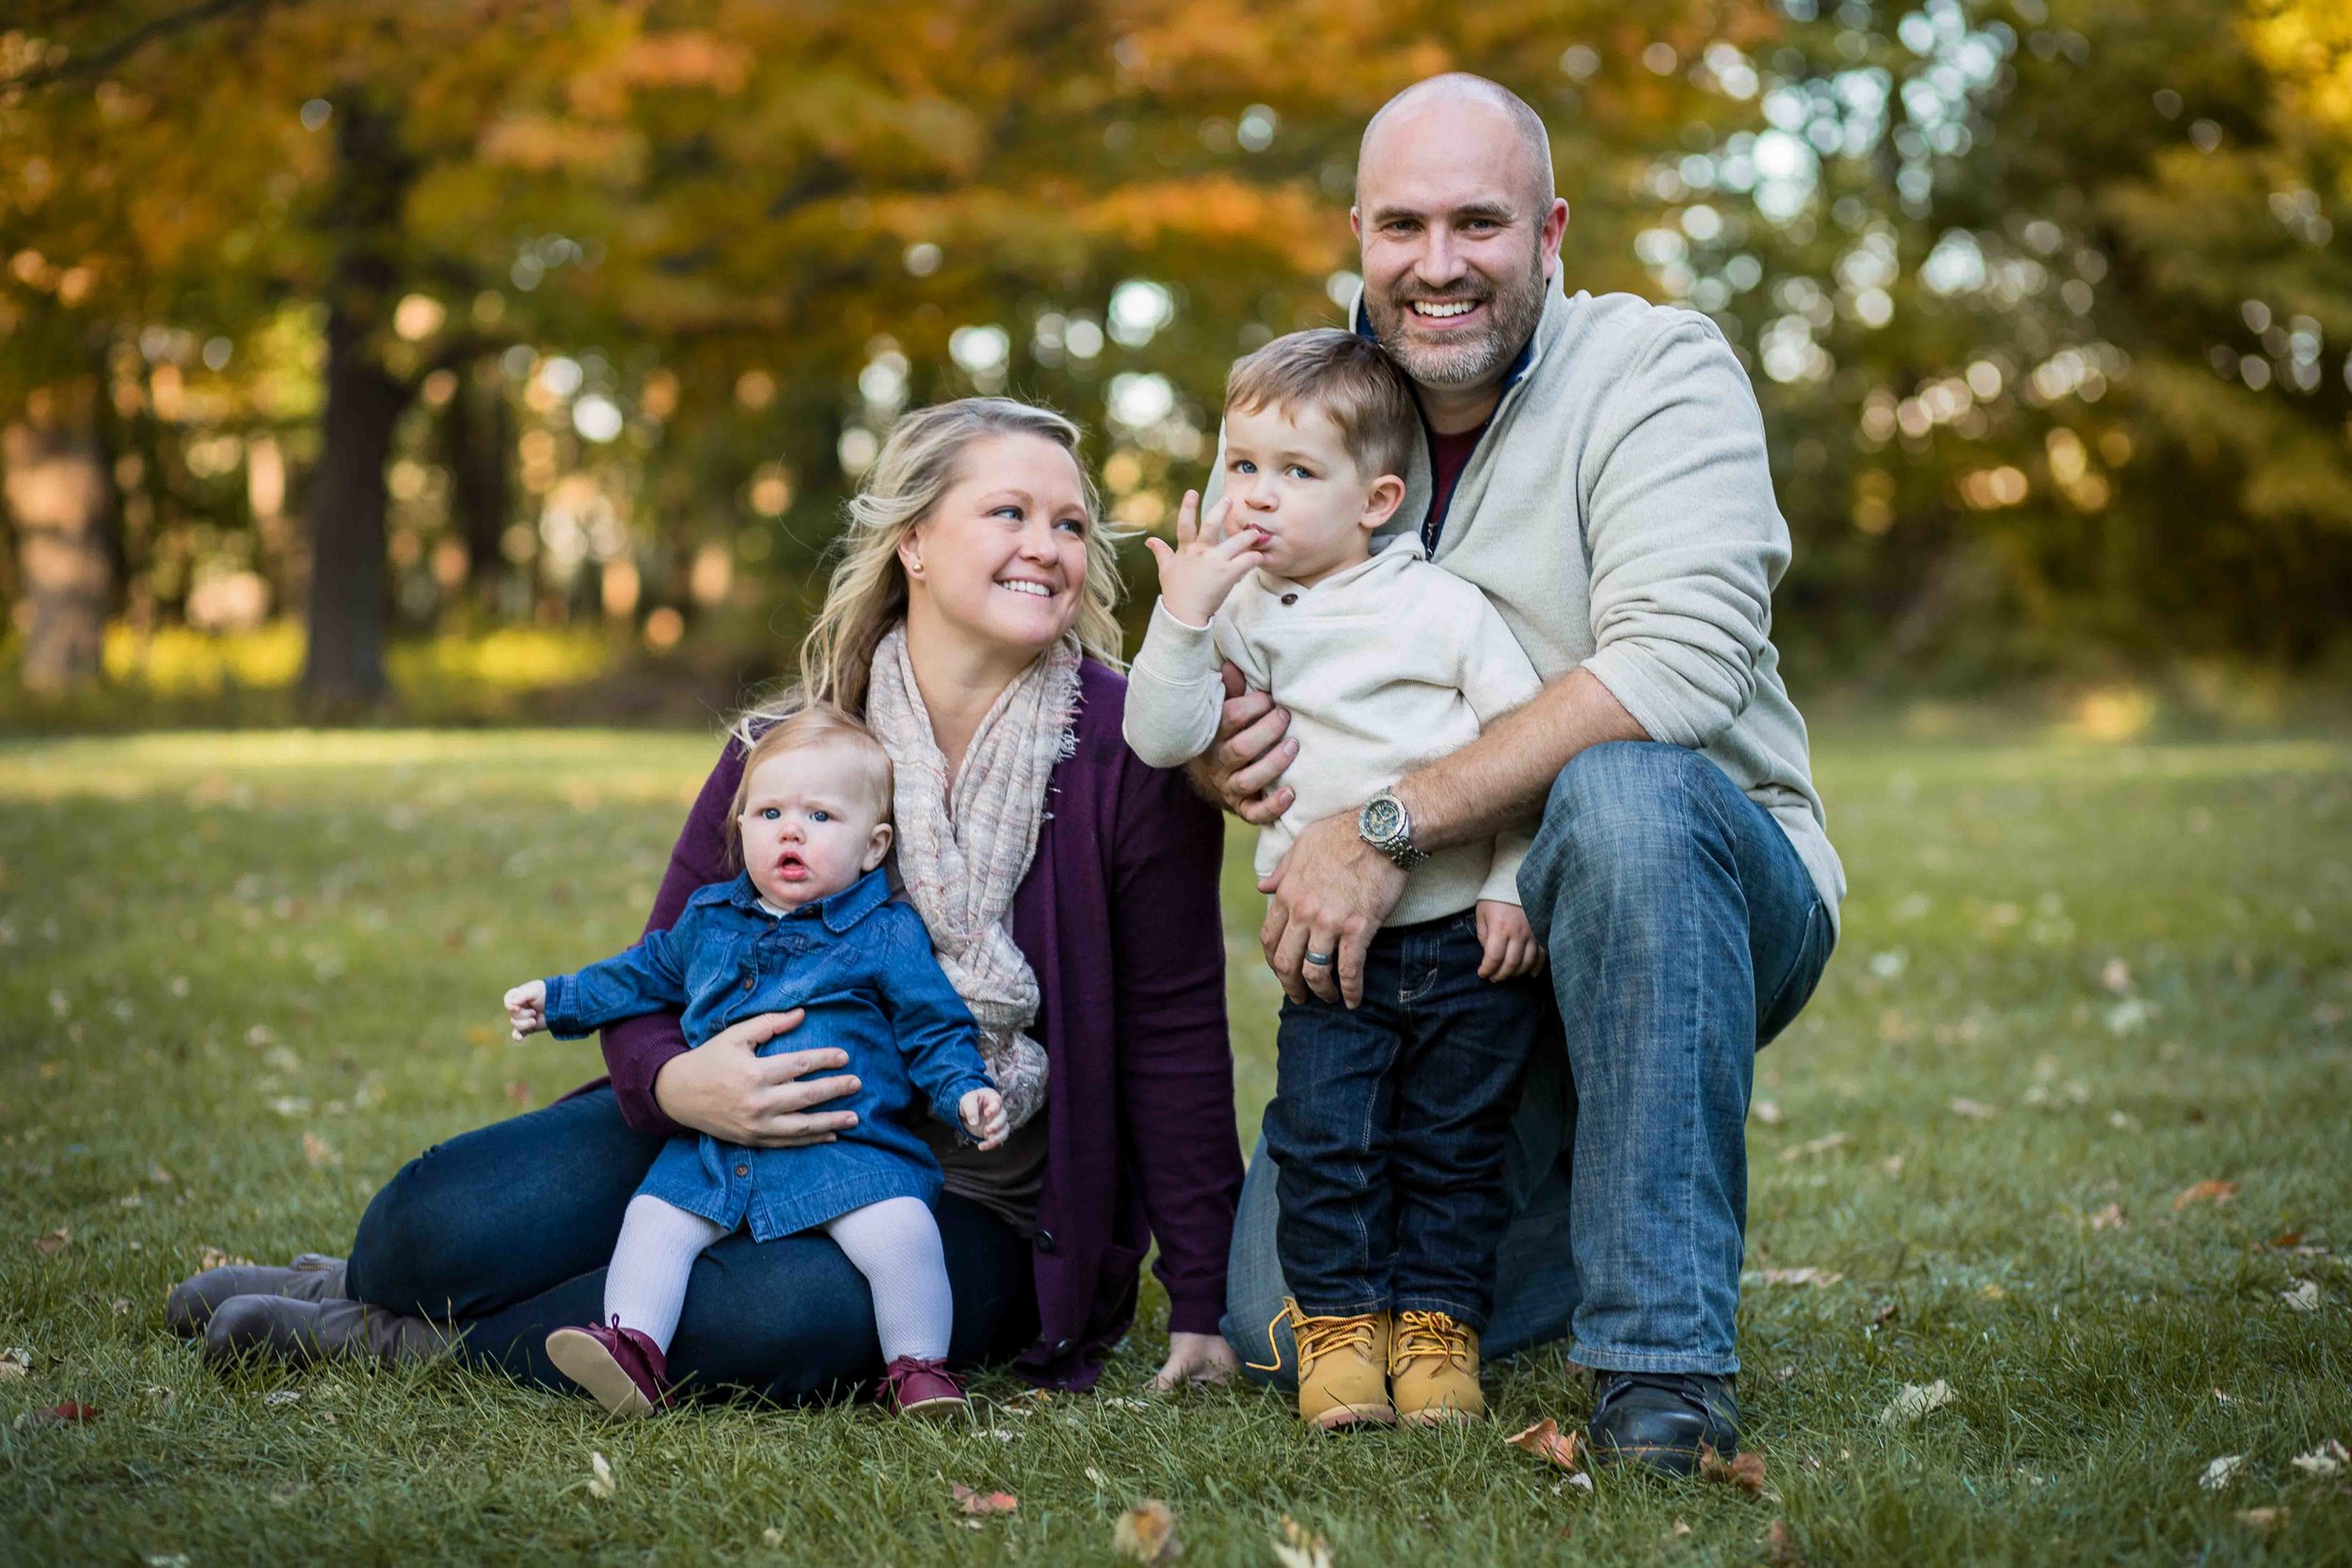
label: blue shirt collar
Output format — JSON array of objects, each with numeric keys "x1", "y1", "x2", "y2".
[{"x1": 713, "y1": 865, "x2": 895, "y2": 933}]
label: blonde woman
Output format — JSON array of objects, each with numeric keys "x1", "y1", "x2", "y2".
[{"x1": 172, "y1": 400, "x2": 1246, "y2": 1398}]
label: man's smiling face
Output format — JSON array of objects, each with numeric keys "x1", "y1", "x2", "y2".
[{"x1": 1352, "y1": 87, "x2": 1568, "y2": 404}]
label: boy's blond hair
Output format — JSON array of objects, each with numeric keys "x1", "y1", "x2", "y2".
[
  {"x1": 1225, "y1": 328, "x2": 1418, "y2": 482},
  {"x1": 724, "y1": 705, "x2": 894, "y2": 865}
]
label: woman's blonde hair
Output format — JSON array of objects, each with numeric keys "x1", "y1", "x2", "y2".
[{"x1": 779, "y1": 397, "x2": 1125, "y2": 721}]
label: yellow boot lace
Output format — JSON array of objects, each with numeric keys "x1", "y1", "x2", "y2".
[
  {"x1": 1391, "y1": 1310, "x2": 1472, "y2": 1375},
  {"x1": 1244, "y1": 1299, "x2": 1381, "y2": 1373}
]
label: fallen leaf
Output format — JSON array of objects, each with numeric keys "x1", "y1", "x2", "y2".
[
  {"x1": 1505, "y1": 1417, "x2": 1584, "y2": 1472},
  {"x1": 262, "y1": 1388, "x2": 300, "y2": 1407},
  {"x1": 23, "y1": 1402, "x2": 97, "y2": 1426},
  {"x1": 1743, "y1": 1267, "x2": 1844, "y2": 1288},
  {"x1": 302, "y1": 1132, "x2": 340, "y2": 1169},
  {"x1": 1869, "y1": 1300, "x2": 1900, "y2": 1327},
  {"x1": 1271, "y1": 1515, "x2": 1331, "y2": 1568},
  {"x1": 587, "y1": 1450, "x2": 615, "y2": 1500},
  {"x1": 2280, "y1": 1280, "x2": 2320, "y2": 1312},
  {"x1": 33, "y1": 1227, "x2": 71, "y2": 1255},
  {"x1": 761, "y1": 1527, "x2": 784, "y2": 1546},
  {"x1": 1670, "y1": 1518, "x2": 1693, "y2": 1536},
  {"x1": 1085, "y1": 1466, "x2": 1109, "y2": 1487},
  {"x1": 1764, "y1": 1518, "x2": 1806, "y2": 1565},
  {"x1": 2172, "y1": 1180, "x2": 2238, "y2": 1211},
  {"x1": 952, "y1": 1484, "x2": 1019, "y2": 1518},
  {"x1": 111, "y1": 1297, "x2": 132, "y2": 1315},
  {"x1": 2199, "y1": 1454, "x2": 2243, "y2": 1491},
  {"x1": 1979, "y1": 1282, "x2": 2009, "y2": 1300},
  {"x1": 1752, "y1": 1099, "x2": 1785, "y2": 1125},
  {"x1": 2089, "y1": 1203, "x2": 2126, "y2": 1231},
  {"x1": 505, "y1": 1080, "x2": 533, "y2": 1107},
  {"x1": 1564, "y1": 1471, "x2": 1595, "y2": 1493},
  {"x1": 199, "y1": 1245, "x2": 256, "y2": 1271},
  {"x1": 1880, "y1": 1154, "x2": 1905, "y2": 1176},
  {"x1": 1780, "y1": 1132, "x2": 1850, "y2": 1162},
  {"x1": 0, "y1": 1347, "x2": 30, "y2": 1380},
  {"x1": 1880, "y1": 1380, "x2": 1954, "y2": 1426},
  {"x1": 148, "y1": 1163, "x2": 174, "y2": 1186},
  {"x1": 146, "y1": 1556, "x2": 190, "y2": 1568},
  {"x1": 1112, "y1": 1498, "x2": 1180, "y2": 1562},
  {"x1": 2233, "y1": 1508, "x2": 2287, "y2": 1534},
  {"x1": 1948, "y1": 1098, "x2": 1997, "y2": 1120},
  {"x1": 2290, "y1": 1439, "x2": 2346, "y2": 1477},
  {"x1": 1698, "y1": 1443, "x2": 1769, "y2": 1496}
]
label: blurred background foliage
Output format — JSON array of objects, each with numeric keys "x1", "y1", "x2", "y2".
[{"x1": 1, "y1": 0, "x2": 2346, "y2": 725}]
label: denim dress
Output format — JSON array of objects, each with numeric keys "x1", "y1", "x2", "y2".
[{"x1": 542, "y1": 867, "x2": 993, "y2": 1240}]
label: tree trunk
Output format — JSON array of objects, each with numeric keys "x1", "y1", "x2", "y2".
[
  {"x1": 443, "y1": 362, "x2": 514, "y2": 610},
  {"x1": 299, "y1": 90, "x2": 416, "y2": 713},
  {"x1": 3, "y1": 383, "x2": 116, "y2": 695},
  {"x1": 301, "y1": 309, "x2": 406, "y2": 708}
]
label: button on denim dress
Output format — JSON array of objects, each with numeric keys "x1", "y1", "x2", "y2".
[{"x1": 542, "y1": 867, "x2": 993, "y2": 1240}]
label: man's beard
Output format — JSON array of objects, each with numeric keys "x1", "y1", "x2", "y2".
[{"x1": 1367, "y1": 244, "x2": 1548, "y2": 390}]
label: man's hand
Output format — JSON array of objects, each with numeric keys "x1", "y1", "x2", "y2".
[
  {"x1": 1258, "y1": 812, "x2": 1408, "y2": 1007},
  {"x1": 1473, "y1": 899, "x2": 1546, "y2": 981},
  {"x1": 651, "y1": 1009, "x2": 865, "y2": 1148},
  {"x1": 503, "y1": 979, "x2": 548, "y2": 1039},
  {"x1": 1187, "y1": 663, "x2": 1296, "y2": 826},
  {"x1": 959, "y1": 1085, "x2": 1008, "y2": 1151},
  {"x1": 1143, "y1": 489, "x2": 1265, "y2": 627}
]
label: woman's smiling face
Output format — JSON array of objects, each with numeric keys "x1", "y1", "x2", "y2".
[{"x1": 898, "y1": 433, "x2": 1091, "y2": 657}]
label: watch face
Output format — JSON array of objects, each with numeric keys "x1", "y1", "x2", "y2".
[{"x1": 1362, "y1": 797, "x2": 1403, "y2": 842}]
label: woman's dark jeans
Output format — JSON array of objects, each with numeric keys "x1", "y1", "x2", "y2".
[{"x1": 345, "y1": 1086, "x2": 1037, "y2": 1404}]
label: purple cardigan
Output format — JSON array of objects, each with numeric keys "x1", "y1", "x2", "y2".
[{"x1": 579, "y1": 659, "x2": 1243, "y2": 1388}]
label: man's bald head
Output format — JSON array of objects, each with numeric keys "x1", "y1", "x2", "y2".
[{"x1": 1357, "y1": 74, "x2": 1555, "y2": 210}]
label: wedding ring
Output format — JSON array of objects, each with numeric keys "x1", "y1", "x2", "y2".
[{"x1": 1303, "y1": 950, "x2": 1335, "y2": 966}]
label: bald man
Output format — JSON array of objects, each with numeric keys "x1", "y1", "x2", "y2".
[{"x1": 1208, "y1": 74, "x2": 1845, "y2": 1474}]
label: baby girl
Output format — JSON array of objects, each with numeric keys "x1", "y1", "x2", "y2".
[{"x1": 503, "y1": 705, "x2": 1004, "y2": 1418}]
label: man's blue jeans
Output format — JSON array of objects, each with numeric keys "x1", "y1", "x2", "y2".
[{"x1": 1222, "y1": 742, "x2": 1836, "y2": 1380}]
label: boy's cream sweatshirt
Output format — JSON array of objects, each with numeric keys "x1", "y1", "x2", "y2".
[{"x1": 1121, "y1": 540, "x2": 1543, "y2": 927}]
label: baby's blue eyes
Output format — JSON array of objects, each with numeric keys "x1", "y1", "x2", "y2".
[
  {"x1": 759, "y1": 807, "x2": 780, "y2": 820},
  {"x1": 810, "y1": 809, "x2": 831, "y2": 823},
  {"x1": 755, "y1": 806, "x2": 831, "y2": 822}
]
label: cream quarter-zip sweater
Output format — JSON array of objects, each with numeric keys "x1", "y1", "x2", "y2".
[
  {"x1": 1203, "y1": 282, "x2": 1846, "y2": 933},
  {"x1": 1122, "y1": 541, "x2": 1543, "y2": 927}
]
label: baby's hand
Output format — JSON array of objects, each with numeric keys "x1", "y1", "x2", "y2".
[
  {"x1": 1143, "y1": 489, "x2": 1265, "y2": 627},
  {"x1": 503, "y1": 979, "x2": 548, "y2": 1039},
  {"x1": 960, "y1": 1086, "x2": 1008, "y2": 1151},
  {"x1": 1474, "y1": 900, "x2": 1546, "y2": 982}
]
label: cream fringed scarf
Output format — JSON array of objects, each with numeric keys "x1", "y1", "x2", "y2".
[{"x1": 863, "y1": 625, "x2": 1077, "y2": 1132}]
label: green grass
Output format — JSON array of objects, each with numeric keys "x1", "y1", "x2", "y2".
[{"x1": 3, "y1": 727, "x2": 2349, "y2": 1566}]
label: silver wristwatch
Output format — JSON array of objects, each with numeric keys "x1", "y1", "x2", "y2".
[{"x1": 1359, "y1": 789, "x2": 1428, "y2": 871}]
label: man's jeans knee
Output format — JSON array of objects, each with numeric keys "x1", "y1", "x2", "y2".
[{"x1": 1512, "y1": 741, "x2": 1833, "y2": 1374}]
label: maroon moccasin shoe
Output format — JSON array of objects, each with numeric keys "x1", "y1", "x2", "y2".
[
  {"x1": 878, "y1": 1354, "x2": 968, "y2": 1418},
  {"x1": 546, "y1": 1319, "x2": 671, "y2": 1417}
]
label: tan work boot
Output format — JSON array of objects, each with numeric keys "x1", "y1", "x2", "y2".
[
  {"x1": 1288, "y1": 1301, "x2": 1395, "y2": 1430},
  {"x1": 1390, "y1": 1310, "x2": 1483, "y2": 1425}
]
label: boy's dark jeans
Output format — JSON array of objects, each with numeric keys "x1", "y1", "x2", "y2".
[{"x1": 1262, "y1": 910, "x2": 1546, "y2": 1330}]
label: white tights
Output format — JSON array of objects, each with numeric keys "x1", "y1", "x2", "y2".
[{"x1": 602, "y1": 1193, "x2": 954, "y2": 1362}]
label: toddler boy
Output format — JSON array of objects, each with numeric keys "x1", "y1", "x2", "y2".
[{"x1": 1123, "y1": 328, "x2": 1549, "y2": 1428}]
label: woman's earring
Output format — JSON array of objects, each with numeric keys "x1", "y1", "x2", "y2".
[{"x1": 908, "y1": 557, "x2": 924, "y2": 576}]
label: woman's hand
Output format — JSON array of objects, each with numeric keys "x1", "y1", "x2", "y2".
[
  {"x1": 650, "y1": 1009, "x2": 865, "y2": 1148},
  {"x1": 1151, "y1": 1330, "x2": 1239, "y2": 1390}
]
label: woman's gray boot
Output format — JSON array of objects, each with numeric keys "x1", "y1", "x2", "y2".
[
  {"x1": 166, "y1": 1254, "x2": 348, "y2": 1338},
  {"x1": 200, "y1": 1295, "x2": 453, "y2": 1368}
]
